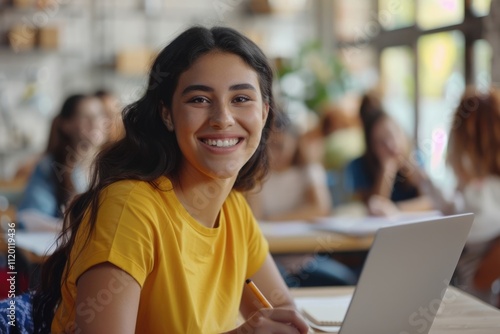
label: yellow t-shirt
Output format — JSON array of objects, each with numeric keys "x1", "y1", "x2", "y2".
[{"x1": 52, "y1": 176, "x2": 269, "y2": 333}]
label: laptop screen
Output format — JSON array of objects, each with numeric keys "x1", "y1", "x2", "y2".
[{"x1": 339, "y1": 213, "x2": 473, "y2": 334}]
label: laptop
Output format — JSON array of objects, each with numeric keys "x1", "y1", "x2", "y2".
[{"x1": 298, "y1": 213, "x2": 474, "y2": 334}]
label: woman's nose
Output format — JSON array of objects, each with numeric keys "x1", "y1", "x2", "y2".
[{"x1": 209, "y1": 103, "x2": 235, "y2": 129}]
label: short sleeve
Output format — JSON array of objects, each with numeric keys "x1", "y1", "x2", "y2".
[{"x1": 71, "y1": 183, "x2": 156, "y2": 287}]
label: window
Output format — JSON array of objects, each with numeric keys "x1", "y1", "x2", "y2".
[
  {"x1": 380, "y1": 46, "x2": 415, "y2": 138},
  {"x1": 471, "y1": 0, "x2": 492, "y2": 16},
  {"x1": 417, "y1": 0, "x2": 464, "y2": 30},
  {"x1": 378, "y1": 0, "x2": 415, "y2": 30},
  {"x1": 418, "y1": 31, "x2": 464, "y2": 179},
  {"x1": 329, "y1": 0, "x2": 491, "y2": 191},
  {"x1": 473, "y1": 39, "x2": 493, "y2": 90}
]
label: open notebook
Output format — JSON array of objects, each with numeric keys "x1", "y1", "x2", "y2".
[
  {"x1": 297, "y1": 213, "x2": 474, "y2": 334},
  {"x1": 303, "y1": 305, "x2": 344, "y2": 326},
  {"x1": 295, "y1": 295, "x2": 351, "y2": 328}
]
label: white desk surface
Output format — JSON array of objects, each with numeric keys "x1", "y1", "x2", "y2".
[
  {"x1": 262, "y1": 209, "x2": 443, "y2": 254},
  {"x1": 291, "y1": 286, "x2": 500, "y2": 334}
]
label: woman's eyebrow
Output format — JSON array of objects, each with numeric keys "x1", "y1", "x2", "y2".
[
  {"x1": 181, "y1": 84, "x2": 213, "y2": 96},
  {"x1": 181, "y1": 83, "x2": 256, "y2": 96},
  {"x1": 229, "y1": 83, "x2": 256, "y2": 91}
]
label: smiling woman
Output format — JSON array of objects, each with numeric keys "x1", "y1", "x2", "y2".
[
  {"x1": 32, "y1": 26, "x2": 309, "y2": 334},
  {"x1": 166, "y1": 52, "x2": 269, "y2": 205}
]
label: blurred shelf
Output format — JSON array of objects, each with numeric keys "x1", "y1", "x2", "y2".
[{"x1": 0, "y1": 4, "x2": 84, "y2": 15}]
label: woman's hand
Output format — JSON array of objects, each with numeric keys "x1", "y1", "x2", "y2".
[
  {"x1": 367, "y1": 194, "x2": 400, "y2": 217},
  {"x1": 234, "y1": 255, "x2": 311, "y2": 333},
  {"x1": 226, "y1": 308, "x2": 310, "y2": 334}
]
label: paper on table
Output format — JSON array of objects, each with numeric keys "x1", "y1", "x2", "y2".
[
  {"x1": 312, "y1": 211, "x2": 443, "y2": 236},
  {"x1": 16, "y1": 209, "x2": 63, "y2": 232},
  {"x1": 295, "y1": 295, "x2": 352, "y2": 333},
  {"x1": 258, "y1": 220, "x2": 314, "y2": 237},
  {"x1": 14, "y1": 231, "x2": 59, "y2": 256}
]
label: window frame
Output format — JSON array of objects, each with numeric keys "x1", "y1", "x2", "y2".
[{"x1": 332, "y1": 0, "x2": 487, "y2": 142}]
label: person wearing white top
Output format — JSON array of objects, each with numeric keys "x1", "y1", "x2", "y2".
[
  {"x1": 418, "y1": 87, "x2": 500, "y2": 304},
  {"x1": 247, "y1": 120, "x2": 358, "y2": 287}
]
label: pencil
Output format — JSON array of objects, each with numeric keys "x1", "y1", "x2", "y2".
[
  {"x1": 245, "y1": 278, "x2": 273, "y2": 309},
  {"x1": 245, "y1": 279, "x2": 315, "y2": 333}
]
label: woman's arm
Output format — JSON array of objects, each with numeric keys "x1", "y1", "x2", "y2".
[
  {"x1": 241, "y1": 254, "x2": 295, "y2": 315},
  {"x1": 75, "y1": 262, "x2": 141, "y2": 334},
  {"x1": 228, "y1": 254, "x2": 309, "y2": 334},
  {"x1": 370, "y1": 158, "x2": 398, "y2": 200}
]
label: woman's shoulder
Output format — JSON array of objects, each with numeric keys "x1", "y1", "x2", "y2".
[
  {"x1": 465, "y1": 175, "x2": 500, "y2": 193},
  {"x1": 465, "y1": 175, "x2": 500, "y2": 188},
  {"x1": 102, "y1": 176, "x2": 173, "y2": 200},
  {"x1": 227, "y1": 189, "x2": 246, "y2": 205},
  {"x1": 484, "y1": 175, "x2": 500, "y2": 185},
  {"x1": 227, "y1": 190, "x2": 257, "y2": 215},
  {"x1": 461, "y1": 175, "x2": 500, "y2": 210}
]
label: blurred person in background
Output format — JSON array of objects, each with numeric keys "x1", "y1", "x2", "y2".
[
  {"x1": 247, "y1": 118, "x2": 331, "y2": 221},
  {"x1": 320, "y1": 104, "x2": 365, "y2": 172},
  {"x1": 16, "y1": 94, "x2": 106, "y2": 230},
  {"x1": 418, "y1": 87, "x2": 500, "y2": 305},
  {"x1": 345, "y1": 93, "x2": 432, "y2": 216},
  {"x1": 94, "y1": 89, "x2": 124, "y2": 143},
  {"x1": 246, "y1": 118, "x2": 358, "y2": 287}
]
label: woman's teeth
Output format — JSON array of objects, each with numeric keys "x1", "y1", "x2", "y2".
[{"x1": 204, "y1": 138, "x2": 239, "y2": 147}]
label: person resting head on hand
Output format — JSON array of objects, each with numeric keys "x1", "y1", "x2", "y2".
[{"x1": 346, "y1": 93, "x2": 433, "y2": 216}]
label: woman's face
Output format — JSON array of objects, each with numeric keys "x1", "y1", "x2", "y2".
[
  {"x1": 168, "y1": 51, "x2": 269, "y2": 182},
  {"x1": 371, "y1": 117, "x2": 407, "y2": 162},
  {"x1": 63, "y1": 97, "x2": 106, "y2": 148}
]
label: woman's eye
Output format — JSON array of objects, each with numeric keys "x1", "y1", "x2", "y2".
[
  {"x1": 233, "y1": 96, "x2": 250, "y2": 103},
  {"x1": 190, "y1": 97, "x2": 210, "y2": 103}
]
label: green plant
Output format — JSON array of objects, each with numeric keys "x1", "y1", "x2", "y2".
[{"x1": 277, "y1": 41, "x2": 351, "y2": 113}]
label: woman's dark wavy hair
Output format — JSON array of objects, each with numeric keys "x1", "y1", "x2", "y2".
[
  {"x1": 33, "y1": 26, "x2": 281, "y2": 332},
  {"x1": 46, "y1": 94, "x2": 89, "y2": 217}
]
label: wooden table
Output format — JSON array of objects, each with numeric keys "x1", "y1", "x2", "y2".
[
  {"x1": 262, "y1": 203, "x2": 373, "y2": 254},
  {"x1": 291, "y1": 286, "x2": 500, "y2": 334},
  {"x1": 265, "y1": 228, "x2": 373, "y2": 254},
  {"x1": 262, "y1": 208, "x2": 444, "y2": 254}
]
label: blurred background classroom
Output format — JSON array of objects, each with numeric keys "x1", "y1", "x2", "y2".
[
  {"x1": 1, "y1": 0, "x2": 500, "y2": 305},
  {"x1": 1, "y1": 0, "x2": 498, "y2": 202}
]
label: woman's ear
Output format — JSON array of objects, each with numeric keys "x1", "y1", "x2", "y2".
[
  {"x1": 262, "y1": 103, "x2": 270, "y2": 124},
  {"x1": 161, "y1": 105, "x2": 174, "y2": 132}
]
